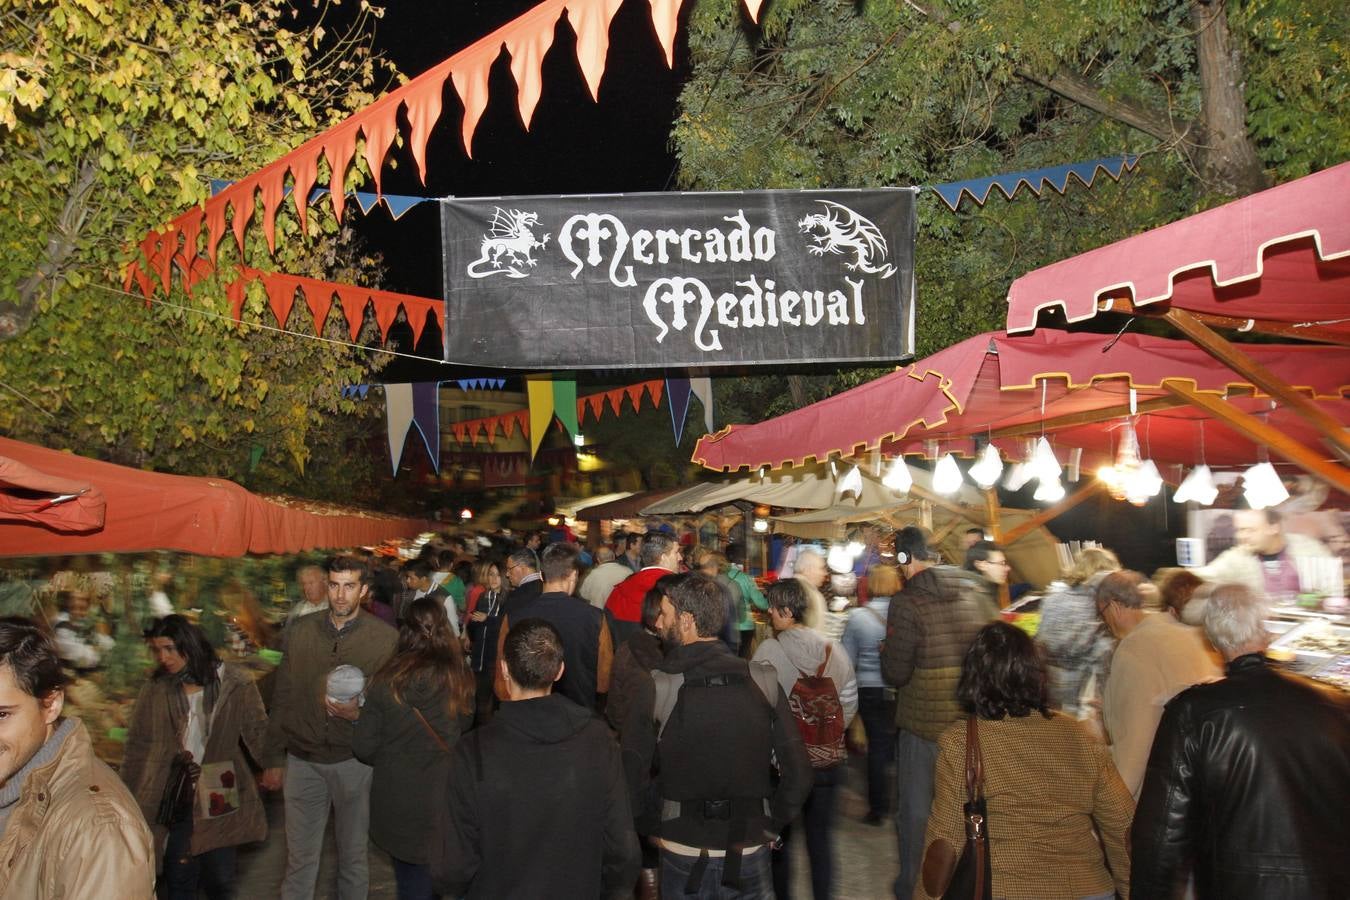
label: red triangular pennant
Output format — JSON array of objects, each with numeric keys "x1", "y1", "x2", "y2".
[
  {"x1": 505, "y1": 10, "x2": 557, "y2": 129},
  {"x1": 606, "y1": 388, "x2": 624, "y2": 417},
  {"x1": 646, "y1": 379, "x2": 663, "y2": 408},
  {"x1": 373, "y1": 296, "x2": 402, "y2": 342},
  {"x1": 404, "y1": 68, "x2": 451, "y2": 183},
  {"x1": 179, "y1": 212, "x2": 202, "y2": 269},
  {"x1": 264, "y1": 276, "x2": 297, "y2": 328},
  {"x1": 624, "y1": 384, "x2": 644, "y2": 411},
  {"x1": 450, "y1": 46, "x2": 497, "y2": 157},
  {"x1": 258, "y1": 162, "x2": 287, "y2": 254},
  {"x1": 324, "y1": 123, "x2": 360, "y2": 222},
  {"x1": 290, "y1": 148, "x2": 321, "y2": 234},
  {"x1": 302, "y1": 281, "x2": 333, "y2": 335},
  {"x1": 204, "y1": 204, "x2": 227, "y2": 264},
  {"x1": 230, "y1": 177, "x2": 257, "y2": 253},
  {"x1": 337, "y1": 286, "x2": 369, "y2": 340},
  {"x1": 226, "y1": 275, "x2": 248, "y2": 322},
  {"x1": 406, "y1": 299, "x2": 436, "y2": 343},
  {"x1": 566, "y1": 0, "x2": 623, "y2": 100},
  {"x1": 648, "y1": 0, "x2": 683, "y2": 67},
  {"x1": 361, "y1": 102, "x2": 401, "y2": 195}
]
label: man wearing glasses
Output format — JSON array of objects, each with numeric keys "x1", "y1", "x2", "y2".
[{"x1": 502, "y1": 548, "x2": 543, "y2": 617}]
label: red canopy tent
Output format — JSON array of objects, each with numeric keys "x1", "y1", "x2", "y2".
[
  {"x1": 0, "y1": 437, "x2": 433, "y2": 557},
  {"x1": 692, "y1": 331, "x2": 1350, "y2": 486},
  {"x1": 1005, "y1": 161, "x2": 1350, "y2": 344},
  {"x1": 0, "y1": 453, "x2": 107, "y2": 534}
]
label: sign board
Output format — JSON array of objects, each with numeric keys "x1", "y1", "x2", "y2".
[{"x1": 440, "y1": 189, "x2": 916, "y2": 368}]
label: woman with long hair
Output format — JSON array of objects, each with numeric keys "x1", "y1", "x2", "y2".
[
  {"x1": 1037, "y1": 546, "x2": 1122, "y2": 717},
  {"x1": 120, "y1": 615, "x2": 269, "y2": 899},
  {"x1": 916, "y1": 622, "x2": 1133, "y2": 900},
  {"x1": 463, "y1": 558, "x2": 508, "y2": 726},
  {"x1": 352, "y1": 597, "x2": 475, "y2": 899}
]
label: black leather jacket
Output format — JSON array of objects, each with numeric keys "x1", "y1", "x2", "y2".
[{"x1": 1131, "y1": 653, "x2": 1350, "y2": 900}]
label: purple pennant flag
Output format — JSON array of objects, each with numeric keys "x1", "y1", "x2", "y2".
[
  {"x1": 411, "y1": 381, "x2": 441, "y2": 472},
  {"x1": 665, "y1": 377, "x2": 692, "y2": 446}
]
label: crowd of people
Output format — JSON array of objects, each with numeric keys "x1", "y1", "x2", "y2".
[{"x1": 0, "y1": 512, "x2": 1345, "y2": 900}]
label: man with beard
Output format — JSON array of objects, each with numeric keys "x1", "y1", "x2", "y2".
[
  {"x1": 262, "y1": 556, "x2": 397, "y2": 900},
  {"x1": 622, "y1": 574, "x2": 812, "y2": 898}
]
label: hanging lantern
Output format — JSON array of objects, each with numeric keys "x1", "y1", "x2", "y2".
[
  {"x1": 1242, "y1": 462, "x2": 1289, "y2": 509},
  {"x1": 1003, "y1": 462, "x2": 1032, "y2": 492},
  {"x1": 933, "y1": 453, "x2": 963, "y2": 495},
  {"x1": 1034, "y1": 475, "x2": 1066, "y2": 503},
  {"x1": 1173, "y1": 465, "x2": 1218, "y2": 506},
  {"x1": 883, "y1": 456, "x2": 913, "y2": 493},
  {"x1": 837, "y1": 464, "x2": 863, "y2": 498},
  {"x1": 1124, "y1": 459, "x2": 1163, "y2": 506},
  {"x1": 1029, "y1": 436, "x2": 1062, "y2": 483},
  {"x1": 968, "y1": 443, "x2": 1004, "y2": 489}
]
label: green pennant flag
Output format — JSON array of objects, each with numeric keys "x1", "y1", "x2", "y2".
[{"x1": 552, "y1": 377, "x2": 579, "y2": 438}]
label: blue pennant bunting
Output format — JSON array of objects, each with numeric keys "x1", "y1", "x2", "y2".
[
  {"x1": 932, "y1": 154, "x2": 1139, "y2": 210},
  {"x1": 211, "y1": 180, "x2": 429, "y2": 221},
  {"x1": 340, "y1": 384, "x2": 371, "y2": 399},
  {"x1": 665, "y1": 377, "x2": 692, "y2": 446},
  {"x1": 411, "y1": 382, "x2": 441, "y2": 473},
  {"x1": 454, "y1": 378, "x2": 507, "y2": 391}
]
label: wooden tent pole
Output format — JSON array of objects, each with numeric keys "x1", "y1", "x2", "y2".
[
  {"x1": 1161, "y1": 309, "x2": 1350, "y2": 458},
  {"x1": 1099, "y1": 297, "x2": 1350, "y2": 347},
  {"x1": 1162, "y1": 382, "x2": 1350, "y2": 493},
  {"x1": 1002, "y1": 481, "x2": 1107, "y2": 544}
]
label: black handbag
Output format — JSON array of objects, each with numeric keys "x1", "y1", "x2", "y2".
[
  {"x1": 155, "y1": 750, "x2": 198, "y2": 827},
  {"x1": 943, "y1": 716, "x2": 993, "y2": 900}
]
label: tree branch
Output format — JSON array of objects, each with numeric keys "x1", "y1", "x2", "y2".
[
  {"x1": 3, "y1": 161, "x2": 99, "y2": 341},
  {"x1": 1014, "y1": 67, "x2": 1187, "y2": 144}
]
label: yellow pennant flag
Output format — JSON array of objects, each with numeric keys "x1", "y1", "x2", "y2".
[{"x1": 526, "y1": 376, "x2": 554, "y2": 460}]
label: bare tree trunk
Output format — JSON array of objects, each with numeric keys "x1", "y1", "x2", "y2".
[
  {"x1": 3, "y1": 161, "x2": 98, "y2": 340},
  {"x1": 1191, "y1": 0, "x2": 1269, "y2": 195},
  {"x1": 787, "y1": 374, "x2": 810, "y2": 408}
]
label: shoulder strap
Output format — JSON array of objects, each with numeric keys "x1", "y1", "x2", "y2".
[
  {"x1": 652, "y1": 670, "x2": 684, "y2": 740},
  {"x1": 412, "y1": 705, "x2": 450, "y2": 754},
  {"x1": 964, "y1": 716, "x2": 984, "y2": 803},
  {"x1": 814, "y1": 643, "x2": 833, "y2": 678}
]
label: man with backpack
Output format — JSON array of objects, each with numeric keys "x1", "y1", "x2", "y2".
[
  {"x1": 621, "y1": 573, "x2": 812, "y2": 898},
  {"x1": 753, "y1": 579, "x2": 858, "y2": 899}
]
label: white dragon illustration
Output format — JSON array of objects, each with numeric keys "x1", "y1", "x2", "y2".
[
  {"x1": 797, "y1": 200, "x2": 896, "y2": 278},
  {"x1": 465, "y1": 208, "x2": 551, "y2": 279}
]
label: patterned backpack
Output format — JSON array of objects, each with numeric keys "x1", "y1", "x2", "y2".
[{"x1": 787, "y1": 644, "x2": 847, "y2": 769}]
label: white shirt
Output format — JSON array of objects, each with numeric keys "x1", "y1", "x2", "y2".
[{"x1": 184, "y1": 690, "x2": 207, "y2": 763}]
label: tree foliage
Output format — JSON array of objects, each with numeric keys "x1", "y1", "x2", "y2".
[
  {"x1": 676, "y1": 0, "x2": 1348, "y2": 370},
  {"x1": 0, "y1": 0, "x2": 408, "y2": 504}
]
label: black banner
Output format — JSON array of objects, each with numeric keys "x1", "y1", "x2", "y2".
[{"x1": 440, "y1": 188, "x2": 916, "y2": 369}]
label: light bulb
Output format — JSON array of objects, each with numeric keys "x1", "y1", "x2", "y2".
[
  {"x1": 1242, "y1": 462, "x2": 1289, "y2": 509},
  {"x1": 1173, "y1": 465, "x2": 1218, "y2": 506},
  {"x1": 933, "y1": 453, "x2": 963, "y2": 495},
  {"x1": 752, "y1": 517, "x2": 769, "y2": 533},
  {"x1": 827, "y1": 544, "x2": 854, "y2": 574},
  {"x1": 845, "y1": 540, "x2": 865, "y2": 558},
  {"x1": 969, "y1": 443, "x2": 1004, "y2": 489},
  {"x1": 883, "y1": 456, "x2": 913, "y2": 493},
  {"x1": 1034, "y1": 476, "x2": 1066, "y2": 503},
  {"x1": 837, "y1": 464, "x2": 863, "y2": 498}
]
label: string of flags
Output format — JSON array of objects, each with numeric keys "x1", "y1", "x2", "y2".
[
  {"x1": 362, "y1": 376, "x2": 715, "y2": 475},
  {"x1": 932, "y1": 154, "x2": 1139, "y2": 210}
]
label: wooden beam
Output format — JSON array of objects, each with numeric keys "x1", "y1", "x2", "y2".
[
  {"x1": 1163, "y1": 381, "x2": 1350, "y2": 494},
  {"x1": 1098, "y1": 297, "x2": 1350, "y2": 347},
  {"x1": 1002, "y1": 481, "x2": 1107, "y2": 544},
  {"x1": 907, "y1": 482, "x2": 983, "y2": 523},
  {"x1": 990, "y1": 396, "x2": 1191, "y2": 439},
  {"x1": 1161, "y1": 308, "x2": 1350, "y2": 457}
]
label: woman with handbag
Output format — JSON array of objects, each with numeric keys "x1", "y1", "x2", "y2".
[
  {"x1": 120, "y1": 615, "x2": 269, "y2": 899},
  {"x1": 916, "y1": 622, "x2": 1133, "y2": 900},
  {"x1": 352, "y1": 596, "x2": 474, "y2": 900}
]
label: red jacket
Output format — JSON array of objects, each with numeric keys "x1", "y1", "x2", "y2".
[{"x1": 605, "y1": 567, "x2": 672, "y2": 623}]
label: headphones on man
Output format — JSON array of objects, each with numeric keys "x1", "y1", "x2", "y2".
[{"x1": 894, "y1": 526, "x2": 927, "y2": 567}]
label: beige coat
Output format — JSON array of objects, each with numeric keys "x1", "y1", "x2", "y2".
[
  {"x1": 0, "y1": 718, "x2": 154, "y2": 899},
  {"x1": 119, "y1": 662, "x2": 268, "y2": 864}
]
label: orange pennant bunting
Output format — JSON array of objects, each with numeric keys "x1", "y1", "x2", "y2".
[
  {"x1": 230, "y1": 177, "x2": 257, "y2": 254},
  {"x1": 226, "y1": 275, "x2": 248, "y2": 322},
  {"x1": 743, "y1": 0, "x2": 764, "y2": 23},
  {"x1": 648, "y1": 0, "x2": 683, "y2": 67},
  {"x1": 372, "y1": 297, "x2": 402, "y2": 342},
  {"x1": 264, "y1": 276, "x2": 296, "y2": 328},
  {"x1": 566, "y1": 0, "x2": 624, "y2": 100},
  {"x1": 337, "y1": 287, "x2": 368, "y2": 340},
  {"x1": 624, "y1": 384, "x2": 644, "y2": 411},
  {"x1": 606, "y1": 387, "x2": 625, "y2": 416},
  {"x1": 404, "y1": 68, "x2": 451, "y2": 183},
  {"x1": 258, "y1": 162, "x2": 287, "y2": 254},
  {"x1": 302, "y1": 281, "x2": 333, "y2": 335},
  {"x1": 361, "y1": 102, "x2": 401, "y2": 195},
  {"x1": 450, "y1": 45, "x2": 498, "y2": 157},
  {"x1": 179, "y1": 213, "x2": 202, "y2": 269},
  {"x1": 324, "y1": 123, "x2": 360, "y2": 222},
  {"x1": 646, "y1": 379, "x2": 663, "y2": 407},
  {"x1": 290, "y1": 149, "x2": 321, "y2": 233},
  {"x1": 505, "y1": 7, "x2": 559, "y2": 129}
]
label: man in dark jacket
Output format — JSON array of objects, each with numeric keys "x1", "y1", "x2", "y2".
[
  {"x1": 881, "y1": 526, "x2": 999, "y2": 900},
  {"x1": 431, "y1": 618, "x2": 641, "y2": 899},
  {"x1": 495, "y1": 542, "x2": 614, "y2": 709},
  {"x1": 1132, "y1": 582, "x2": 1350, "y2": 900},
  {"x1": 622, "y1": 573, "x2": 812, "y2": 898}
]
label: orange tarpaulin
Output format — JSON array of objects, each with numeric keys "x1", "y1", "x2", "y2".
[
  {"x1": 0, "y1": 453, "x2": 106, "y2": 534},
  {"x1": 0, "y1": 437, "x2": 432, "y2": 557}
]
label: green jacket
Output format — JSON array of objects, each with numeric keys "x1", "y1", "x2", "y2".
[
  {"x1": 264, "y1": 611, "x2": 397, "y2": 766},
  {"x1": 726, "y1": 565, "x2": 767, "y2": 630}
]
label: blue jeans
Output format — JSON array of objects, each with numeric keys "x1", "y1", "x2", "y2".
[
  {"x1": 858, "y1": 687, "x2": 896, "y2": 816},
  {"x1": 893, "y1": 729, "x2": 939, "y2": 900},
  {"x1": 392, "y1": 857, "x2": 437, "y2": 900},
  {"x1": 772, "y1": 766, "x2": 842, "y2": 899},
  {"x1": 660, "y1": 845, "x2": 773, "y2": 899},
  {"x1": 160, "y1": 818, "x2": 236, "y2": 900}
]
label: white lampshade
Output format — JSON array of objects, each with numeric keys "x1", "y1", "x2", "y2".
[
  {"x1": 1242, "y1": 462, "x2": 1289, "y2": 509},
  {"x1": 1030, "y1": 436, "x2": 1062, "y2": 482},
  {"x1": 837, "y1": 464, "x2": 863, "y2": 498},
  {"x1": 1034, "y1": 475, "x2": 1066, "y2": 503},
  {"x1": 827, "y1": 544, "x2": 855, "y2": 574},
  {"x1": 968, "y1": 443, "x2": 1004, "y2": 489},
  {"x1": 882, "y1": 456, "x2": 913, "y2": 493},
  {"x1": 1003, "y1": 461, "x2": 1032, "y2": 491},
  {"x1": 933, "y1": 453, "x2": 963, "y2": 495},
  {"x1": 1173, "y1": 464, "x2": 1218, "y2": 506},
  {"x1": 1124, "y1": 459, "x2": 1163, "y2": 506}
]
